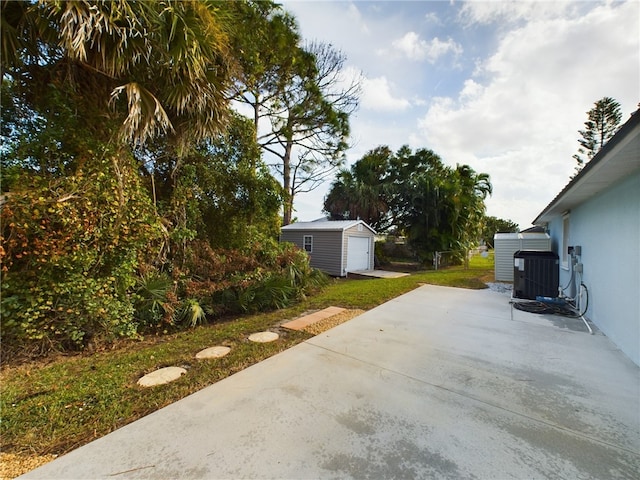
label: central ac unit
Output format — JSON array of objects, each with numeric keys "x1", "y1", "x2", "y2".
[{"x1": 513, "y1": 250, "x2": 559, "y2": 300}]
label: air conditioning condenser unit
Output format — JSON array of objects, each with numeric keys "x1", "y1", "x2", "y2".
[{"x1": 513, "y1": 250, "x2": 559, "y2": 300}]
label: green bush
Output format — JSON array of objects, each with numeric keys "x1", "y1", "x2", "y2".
[
  {"x1": 180, "y1": 238, "x2": 328, "y2": 317},
  {"x1": 132, "y1": 272, "x2": 176, "y2": 330},
  {"x1": 374, "y1": 241, "x2": 390, "y2": 267},
  {"x1": 1, "y1": 153, "x2": 162, "y2": 355},
  {"x1": 176, "y1": 298, "x2": 208, "y2": 328},
  {"x1": 0, "y1": 163, "x2": 328, "y2": 358}
]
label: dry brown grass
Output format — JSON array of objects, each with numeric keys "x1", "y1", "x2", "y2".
[
  {"x1": 1, "y1": 452, "x2": 58, "y2": 480},
  {"x1": 301, "y1": 309, "x2": 366, "y2": 335}
]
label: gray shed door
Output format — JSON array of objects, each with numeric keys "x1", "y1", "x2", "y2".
[{"x1": 346, "y1": 236, "x2": 370, "y2": 272}]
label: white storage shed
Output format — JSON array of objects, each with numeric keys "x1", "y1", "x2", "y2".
[
  {"x1": 280, "y1": 220, "x2": 376, "y2": 277},
  {"x1": 493, "y1": 232, "x2": 551, "y2": 282}
]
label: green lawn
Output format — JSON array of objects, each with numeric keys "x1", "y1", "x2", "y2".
[{"x1": 1, "y1": 253, "x2": 494, "y2": 459}]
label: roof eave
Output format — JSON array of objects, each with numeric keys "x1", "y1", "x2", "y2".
[
  {"x1": 281, "y1": 219, "x2": 377, "y2": 234},
  {"x1": 533, "y1": 110, "x2": 640, "y2": 225}
]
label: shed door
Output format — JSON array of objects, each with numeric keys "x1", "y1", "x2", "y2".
[{"x1": 346, "y1": 236, "x2": 370, "y2": 272}]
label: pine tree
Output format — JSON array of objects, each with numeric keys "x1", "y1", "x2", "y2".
[{"x1": 572, "y1": 97, "x2": 622, "y2": 175}]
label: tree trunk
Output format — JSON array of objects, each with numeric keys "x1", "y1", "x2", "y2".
[
  {"x1": 282, "y1": 140, "x2": 293, "y2": 225},
  {"x1": 250, "y1": 92, "x2": 260, "y2": 171},
  {"x1": 283, "y1": 195, "x2": 293, "y2": 226}
]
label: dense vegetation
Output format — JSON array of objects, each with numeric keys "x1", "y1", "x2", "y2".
[
  {"x1": 323, "y1": 146, "x2": 515, "y2": 263},
  {"x1": 1, "y1": 0, "x2": 333, "y2": 357}
]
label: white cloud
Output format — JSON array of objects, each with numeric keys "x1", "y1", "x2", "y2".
[
  {"x1": 280, "y1": 1, "x2": 639, "y2": 229},
  {"x1": 345, "y1": 3, "x2": 370, "y2": 35},
  {"x1": 361, "y1": 76, "x2": 411, "y2": 111},
  {"x1": 424, "y1": 12, "x2": 442, "y2": 25},
  {"x1": 417, "y1": 1, "x2": 639, "y2": 228},
  {"x1": 459, "y1": 79, "x2": 484, "y2": 102},
  {"x1": 459, "y1": 0, "x2": 576, "y2": 26},
  {"x1": 391, "y1": 32, "x2": 462, "y2": 63}
]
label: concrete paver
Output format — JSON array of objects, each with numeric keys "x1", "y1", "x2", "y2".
[
  {"x1": 136, "y1": 367, "x2": 187, "y2": 387},
  {"x1": 194, "y1": 346, "x2": 231, "y2": 360},
  {"x1": 247, "y1": 331, "x2": 279, "y2": 343},
  {"x1": 348, "y1": 269, "x2": 410, "y2": 279},
  {"x1": 21, "y1": 285, "x2": 639, "y2": 479},
  {"x1": 281, "y1": 306, "x2": 347, "y2": 331}
]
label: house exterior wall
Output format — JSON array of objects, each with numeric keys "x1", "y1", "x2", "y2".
[
  {"x1": 547, "y1": 170, "x2": 640, "y2": 366},
  {"x1": 280, "y1": 230, "x2": 343, "y2": 276},
  {"x1": 341, "y1": 224, "x2": 375, "y2": 276}
]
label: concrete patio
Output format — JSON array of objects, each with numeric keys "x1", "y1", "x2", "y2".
[{"x1": 21, "y1": 284, "x2": 639, "y2": 479}]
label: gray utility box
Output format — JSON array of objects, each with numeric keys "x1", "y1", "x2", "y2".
[
  {"x1": 494, "y1": 232, "x2": 551, "y2": 282},
  {"x1": 513, "y1": 250, "x2": 559, "y2": 300}
]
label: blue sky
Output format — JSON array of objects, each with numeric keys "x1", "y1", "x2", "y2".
[{"x1": 279, "y1": 0, "x2": 639, "y2": 229}]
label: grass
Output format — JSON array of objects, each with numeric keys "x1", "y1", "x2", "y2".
[{"x1": 0, "y1": 252, "x2": 494, "y2": 465}]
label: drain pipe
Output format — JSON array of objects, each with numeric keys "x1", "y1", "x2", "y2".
[{"x1": 577, "y1": 282, "x2": 593, "y2": 335}]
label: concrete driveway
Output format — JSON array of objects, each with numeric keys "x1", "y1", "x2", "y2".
[{"x1": 21, "y1": 285, "x2": 639, "y2": 479}]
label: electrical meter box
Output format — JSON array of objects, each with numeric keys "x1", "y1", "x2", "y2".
[{"x1": 513, "y1": 250, "x2": 559, "y2": 300}]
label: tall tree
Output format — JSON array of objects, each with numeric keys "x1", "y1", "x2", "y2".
[
  {"x1": 1, "y1": 0, "x2": 238, "y2": 148},
  {"x1": 388, "y1": 146, "x2": 447, "y2": 230},
  {"x1": 282, "y1": 42, "x2": 360, "y2": 225},
  {"x1": 262, "y1": 42, "x2": 359, "y2": 225},
  {"x1": 231, "y1": 9, "x2": 360, "y2": 224},
  {"x1": 449, "y1": 165, "x2": 492, "y2": 267},
  {"x1": 323, "y1": 146, "x2": 392, "y2": 230},
  {"x1": 229, "y1": 0, "x2": 302, "y2": 153},
  {"x1": 481, "y1": 216, "x2": 519, "y2": 247},
  {"x1": 323, "y1": 145, "x2": 492, "y2": 263},
  {"x1": 572, "y1": 97, "x2": 622, "y2": 175}
]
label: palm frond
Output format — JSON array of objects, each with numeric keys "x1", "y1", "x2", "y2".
[
  {"x1": 177, "y1": 298, "x2": 207, "y2": 328},
  {"x1": 110, "y1": 82, "x2": 173, "y2": 145}
]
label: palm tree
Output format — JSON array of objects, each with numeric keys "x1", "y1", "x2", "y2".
[
  {"x1": 2, "y1": 0, "x2": 238, "y2": 147},
  {"x1": 323, "y1": 168, "x2": 358, "y2": 220},
  {"x1": 450, "y1": 165, "x2": 492, "y2": 267},
  {"x1": 323, "y1": 147, "x2": 391, "y2": 231},
  {"x1": 1, "y1": 0, "x2": 247, "y2": 268}
]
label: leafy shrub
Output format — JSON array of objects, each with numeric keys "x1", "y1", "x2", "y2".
[
  {"x1": 1, "y1": 153, "x2": 162, "y2": 355},
  {"x1": 176, "y1": 298, "x2": 208, "y2": 328},
  {"x1": 0, "y1": 160, "x2": 327, "y2": 358},
  {"x1": 374, "y1": 241, "x2": 390, "y2": 267},
  {"x1": 179, "y1": 237, "x2": 328, "y2": 317},
  {"x1": 132, "y1": 272, "x2": 176, "y2": 330}
]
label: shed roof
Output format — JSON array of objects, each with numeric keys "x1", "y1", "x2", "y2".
[
  {"x1": 494, "y1": 232, "x2": 550, "y2": 241},
  {"x1": 281, "y1": 220, "x2": 376, "y2": 234},
  {"x1": 534, "y1": 109, "x2": 640, "y2": 225}
]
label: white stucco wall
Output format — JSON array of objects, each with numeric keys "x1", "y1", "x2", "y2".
[{"x1": 548, "y1": 171, "x2": 640, "y2": 365}]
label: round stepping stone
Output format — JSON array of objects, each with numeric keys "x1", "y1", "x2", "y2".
[
  {"x1": 195, "y1": 346, "x2": 231, "y2": 360},
  {"x1": 248, "y1": 331, "x2": 279, "y2": 343},
  {"x1": 137, "y1": 366, "x2": 187, "y2": 387}
]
